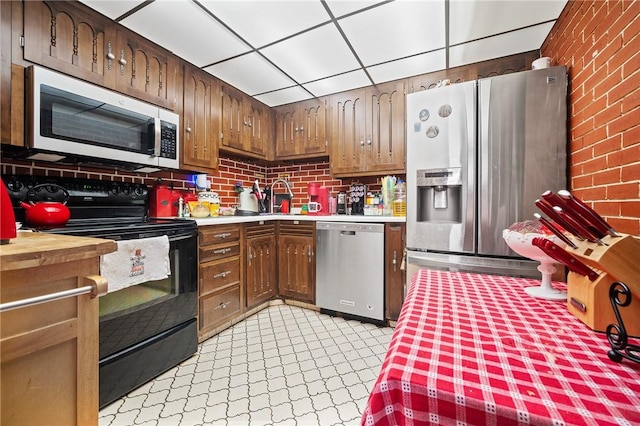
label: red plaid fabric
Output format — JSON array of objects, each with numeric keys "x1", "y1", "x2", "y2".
[{"x1": 362, "y1": 270, "x2": 640, "y2": 426}]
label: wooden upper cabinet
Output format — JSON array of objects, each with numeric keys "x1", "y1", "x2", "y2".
[
  {"x1": 247, "y1": 99, "x2": 269, "y2": 158},
  {"x1": 328, "y1": 88, "x2": 366, "y2": 176},
  {"x1": 365, "y1": 80, "x2": 405, "y2": 174},
  {"x1": 114, "y1": 28, "x2": 177, "y2": 110},
  {"x1": 182, "y1": 66, "x2": 219, "y2": 172},
  {"x1": 220, "y1": 84, "x2": 246, "y2": 152},
  {"x1": 408, "y1": 68, "x2": 470, "y2": 93},
  {"x1": 22, "y1": 0, "x2": 178, "y2": 110},
  {"x1": 220, "y1": 84, "x2": 269, "y2": 159},
  {"x1": 22, "y1": 0, "x2": 115, "y2": 88},
  {"x1": 274, "y1": 98, "x2": 327, "y2": 160}
]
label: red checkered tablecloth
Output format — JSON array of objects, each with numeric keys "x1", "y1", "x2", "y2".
[{"x1": 362, "y1": 269, "x2": 640, "y2": 426}]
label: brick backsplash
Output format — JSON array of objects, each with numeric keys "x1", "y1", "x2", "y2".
[
  {"x1": 542, "y1": 0, "x2": 640, "y2": 235},
  {"x1": 1, "y1": 156, "x2": 404, "y2": 210}
]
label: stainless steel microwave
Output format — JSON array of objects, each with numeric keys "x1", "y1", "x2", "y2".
[{"x1": 26, "y1": 65, "x2": 179, "y2": 171}]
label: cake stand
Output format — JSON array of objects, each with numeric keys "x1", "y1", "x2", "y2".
[{"x1": 502, "y1": 229, "x2": 567, "y2": 301}]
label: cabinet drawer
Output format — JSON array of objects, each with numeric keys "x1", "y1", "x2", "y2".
[
  {"x1": 199, "y1": 241, "x2": 240, "y2": 263},
  {"x1": 200, "y1": 285, "x2": 241, "y2": 330},
  {"x1": 200, "y1": 257, "x2": 240, "y2": 295},
  {"x1": 199, "y1": 225, "x2": 241, "y2": 246}
]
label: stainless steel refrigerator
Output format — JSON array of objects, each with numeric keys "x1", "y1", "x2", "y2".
[{"x1": 406, "y1": 66, "x2": 567, "y2": 277}]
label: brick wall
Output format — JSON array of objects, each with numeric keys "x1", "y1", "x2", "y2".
[
  {"x1": 1, "y1": 156, "x2": 403, "y2": 211},
  {"x1": 541, "y1": 0, "x2": 640, "y2": 235}
]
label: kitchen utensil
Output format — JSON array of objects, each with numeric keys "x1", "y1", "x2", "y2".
[
  {"x1": 533, "y1": 213, "x2": 578, "y2": 249},
  {"x1": 557, "y1": 190, "x2": 621, "y2": 237},
  {"x1": 535, "y1": 199, "x2": 584, "y2": 238},
  {"x1": 502, "y1": 229, "x2": 567, "y2": 300},
  {"x1": 553, "y1": 206, "x2": 605, "y2": 244},
  {"x1": 0, "y1": 177, "x2": 17, "y2": 244},
  {"x1": 531, "y1": 237, "x2": 599, "y2": 281},
  {"x1": 20, "y1": 183, "x2": 71, "y2": 228}
]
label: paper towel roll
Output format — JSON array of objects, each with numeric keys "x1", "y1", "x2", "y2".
[
  {"x1": 532, "y1": 57, "x2": 551, "y2": 70},
  {"x1": 195, "y1": 174, "x2": 209, "y2": 190}
]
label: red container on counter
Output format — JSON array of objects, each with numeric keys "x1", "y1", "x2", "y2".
[{"x1": 149, "y1": 183, "x2": 181, "y2": 217}]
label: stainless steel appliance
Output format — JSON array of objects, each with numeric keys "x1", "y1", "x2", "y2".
[
  {"x1": 3, "y1": 175, "x2": 198, "y2": 408},
  {"x1": 315, "y1": 222, "x2": 384, "y2": 322},
  {"x1": 24, "y1": 65, "x2": 179, "y2": 172},
  {"x1": 406, "y1": 66, "x2": 567, "y2": 276}
]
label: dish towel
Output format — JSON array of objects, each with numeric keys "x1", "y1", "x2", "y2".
[{"x1": 100, "y1": 235, "x2": 171, "y2": 294}]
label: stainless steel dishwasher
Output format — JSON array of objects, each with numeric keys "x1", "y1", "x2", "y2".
[{"x1": 316, "y1": 221, "x2": 385, "y2": 321}]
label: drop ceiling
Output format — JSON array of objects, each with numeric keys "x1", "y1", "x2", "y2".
[{"x1": 79, "y1": 0, "x2": 567, "y2": 107}]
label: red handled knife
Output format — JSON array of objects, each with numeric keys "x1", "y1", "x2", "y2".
[
  {"x1": 553, "y1": 206, "x2": 606, "y2": 245},
  {"x1": 535, "y1": 199, "x2": 584, "y2": 239},
  {"x1": 557, "y1": 190, "x2": 621, "y2": 238},
  {"x1": 533, "y1": 213, "x2": 578, "y2": 249},
  {"x1": 531, "y1": 237, "x2": 599, "y2": 281}
]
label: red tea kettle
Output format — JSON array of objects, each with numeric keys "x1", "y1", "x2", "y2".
[{"x1": 20, "y1": 183, "x2": 71, "y2": 228}]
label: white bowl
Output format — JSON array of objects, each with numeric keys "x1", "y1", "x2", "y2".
[{"x1": 502, "y1": 229, "x2": 565, "y2": 263}]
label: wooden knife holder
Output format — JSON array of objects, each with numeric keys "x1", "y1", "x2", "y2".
[{"x1": 566, "y1": 234, "x2": 640, "y2": 361}]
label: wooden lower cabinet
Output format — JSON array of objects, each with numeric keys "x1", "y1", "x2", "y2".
[
  {"x1": 277, "y1": 221, "x2": 316, "y2": 304},
  {"x1": 245, "y1": 223, "x2": 277, "y2": 308},
  {"x1": 198, "y1": 224, "x2": 243, "y2": 340},
  {"x1": 385, "y1": 223, "x2": 406, "y2": 321}
]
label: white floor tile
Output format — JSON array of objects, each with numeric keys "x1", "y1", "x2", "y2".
[{"x1": 99, "y1": 305, "x2": 393, "y2": 426}]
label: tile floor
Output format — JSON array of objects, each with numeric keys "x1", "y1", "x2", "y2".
[{"x1": 99, "y1": 304, "x2": 394, "y2": 426}]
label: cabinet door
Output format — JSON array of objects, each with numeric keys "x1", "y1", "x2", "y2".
[
  {"x1": 408, "y1": 68, "x2": 470, "y2": 93},
  {"x1": 247, "y1": 99, "x2": 269, "y2": 158},
  {"x1": 329, "y1": 89, "x2": 366, "y2": 176},
  {"x1": 278, "y1": 234, "x2": 315, "y2": 304},
  {"x1": 220, "y1": 84, "x2": 245, "y2": 151},
  {"x1": 385, "y1": 223, "x2": 406, "y2": 321},
  {"x1": 274, "y1": 106, "x2": 297, "y2": 157},
  {"x1": 22, "y1": 0, "x2": 115, "y2": 88},
  {"x1": 246, "y1": 236, "x2": 276, "y2": 308},
  {"x1": 114, "y1": 28, "x2": 177, "y2": 110},
  {"x1": 300, "y1": 98, "x2": 327, "y2": 156},
  {"x1": 365, "y1": 81, "x2": 406, "y2": 174},
  {"x1": 182, "y1": 66, "x2": 219, "y2": 171}
]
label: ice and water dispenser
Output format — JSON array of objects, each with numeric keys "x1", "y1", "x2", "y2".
[{"x1": 416, "y1": 167, "x2": 462, "y2": 223}]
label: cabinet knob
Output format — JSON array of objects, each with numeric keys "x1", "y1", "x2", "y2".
[
  {"x1": 106, "y1": 43, "x2": 115, "y2": 70},
  {"x1": 360, "y1": 139, "x2": 365, "y2": 147}
]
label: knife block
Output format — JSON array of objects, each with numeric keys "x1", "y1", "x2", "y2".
[
  {"x1": 566, "y1": 234, "x2": 640, "y2": 337},
  {"x1": 567, "y1": 272, "x2": 640, "y2": 337}
]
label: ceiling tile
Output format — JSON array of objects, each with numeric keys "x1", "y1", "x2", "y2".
[
  {"x1": 339, "y1": 1, "x2": 446, "y2": 66},
  {"x1": 449, "y1": 0, "x2": 567, "y2": 45},
  {"x1": 261, "y1": 23, "x2": 360, "y2": 83},
  {"x1": 119, "y1": 0, "x2": 250, "y2": 67},
  {"x1": 367, "y1": 50, "x2": 446, "y2": 84},
  {"x1": 254, "y1": 86, "x2": 313, "y2": 107},
  {"x1": 204, "y1": 53, "x2": 295, "y2": 96},
  {"x1": 449, "y1": 23, "x2": 555, "y2": 68},
  {"x1": 302, "y1": 70, "x2": 371, "y2": 97},
  {"x1": 78, "y1": 0, "x2": 144, "y2": 20},
  {"x1": 199, "y1": 0, "x2": 330, "y2": 48},
  {"x1": 324, "y1": 0, "x2": 388, "y2": 18}
]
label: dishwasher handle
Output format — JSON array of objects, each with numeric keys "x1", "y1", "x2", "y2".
[{"x1": 340, "y1": 230, "x2": 356, "y2": 236}]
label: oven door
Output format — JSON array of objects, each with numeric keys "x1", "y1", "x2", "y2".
[{"x1": 98, "y1": 229, "x2": 197, "y2": 359}]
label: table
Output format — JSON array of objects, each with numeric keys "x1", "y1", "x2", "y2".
[{"x1": 362, "y1": 270, "x2": 640, "y2": 425}]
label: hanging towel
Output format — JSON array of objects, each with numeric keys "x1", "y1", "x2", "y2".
[{"x1": 100, "y1": 235, "x2": 170, "y2": 293}]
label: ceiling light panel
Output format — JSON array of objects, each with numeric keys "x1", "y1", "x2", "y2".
[
  {"x1": 302, "y1": 70, "x2": 371, "y2": 97},
  {"x1": 261, "y1": 23, "x2": 360, "y2": 83},
  {"x1": 449, "y1": 0, "x2": 567, "y2": 45},
  {"x1": 449, "y1": 22, "x2": 555, "y2": 68},
  {"x1": 254, "y1": 86, "x2": 313, "y2": 107},
  {"x1": 338, "y1": 0, "x2": 446, "y2": 67},
  {"x1": 325, "y1": 0, "x2": 389, "y2": 18},
  {"x1": 119, "y1": 0, "x2": 249, "y2": 67},
  {"x1": 199, "y1": 0, "x2": 330, "y2": 48},
  {"x1": 204, "y1": 53, "x2": 296, "y2": 96},
  {"x1": 78, "y1": 0, "x2": 144, "y2": 19},
  {"x1": 367, "y1": 49, "x2": 446, "y2": 84}
]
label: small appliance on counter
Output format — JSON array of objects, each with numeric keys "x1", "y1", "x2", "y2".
[
  {"x1": 149, "y1": 180, "x2": 181, "y2": 217},
  {"x1": 0, "y1": 177, "x2": 17, "y2": 244},
  {"x1": 337, "y1": 191, "x2": 347, "y2": 215},
  {"x1": 307, "y1": 183, "x2": 330, "y2": 215},
  {"x1": 236, "y1": 189, "x2": 259, "y2": 215},
  {"x1": 349, "y1": 183, "x2": 366, "y2": 215}
]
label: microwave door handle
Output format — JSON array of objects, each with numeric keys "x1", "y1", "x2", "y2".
[{"x1": 153, "y1": 117, "x2": 161, "y2": 157}]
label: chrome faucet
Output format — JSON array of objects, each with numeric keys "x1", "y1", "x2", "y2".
[{"x1": 270, "y1": 178, "x2": 294, "y2": 214}]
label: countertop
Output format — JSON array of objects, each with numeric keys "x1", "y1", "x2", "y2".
[
  {"x1": 0, "y1": 232, "x2": 117, "y2": 271},
  {"x1": 191, "y1": 214, "x2": 406, "y2": 226}
]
